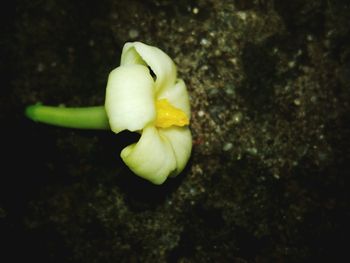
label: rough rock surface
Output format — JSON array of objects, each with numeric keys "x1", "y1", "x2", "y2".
[{"x1": 1, "y1": 0, "x2": 349, "y2": 262}]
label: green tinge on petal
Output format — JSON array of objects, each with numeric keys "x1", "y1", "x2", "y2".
[
  {"x1": 105, "y1": 64, "x2": 156, "y2": 133},
  {"x1": 159, "y1": 127, "x2": 192, "y2": 176},
  {"x1": 120, "y1": 43, "x2": 147, "y2": 66},
  {"x1": 157, "y1": 79, "x2": 191, "y2": 119},
  {"x1": 121, "y1": 42, "x2": 177, "y2": 93},
  {"x1": 121, "y1": 126, "x2": 177, "y2": 185}
]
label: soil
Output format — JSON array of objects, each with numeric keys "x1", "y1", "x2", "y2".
[{"x1": 1, "y1": 0, "x2": 349, "y2": 262}]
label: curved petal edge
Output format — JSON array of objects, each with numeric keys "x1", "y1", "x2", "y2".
[
  {"x1": 120, "y1": 125, "x2": 177, "y2": 185},
  {"x1": 159, "y1": 127, "x2": 192, "y2": 176},
  {"x1": 121, "y1": 42, "x2": 177, "y2": 93}
]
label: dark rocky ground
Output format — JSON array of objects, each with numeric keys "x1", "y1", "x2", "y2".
[{"x1": 1, "y1": 0, "x2": 349, "y2": 262}]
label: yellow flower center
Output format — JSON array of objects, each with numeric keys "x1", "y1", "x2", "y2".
[{"x1": 155, "y1": 99, "x2": 189, "y2": 128}]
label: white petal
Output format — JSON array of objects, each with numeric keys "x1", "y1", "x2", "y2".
[
  {"x1": 159, "y1": 127, "x2": 192, "y2": 176},
  {"x1": 105, "y1": 64, "x2": 156, "y2": 133},
  {"x1": 121, "y1": 42, "x2": 177, "y2": 93},
  {"x1": 157, "y1": 79, "x2": 191, "y2": 119},
  {"x1": 121, "y1": 125, "x2": 177, "y2": 185}
]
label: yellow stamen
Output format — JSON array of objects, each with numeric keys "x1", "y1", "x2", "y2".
[{"x1": 155, "y1": 99, "x2": 189, "y2": 128}]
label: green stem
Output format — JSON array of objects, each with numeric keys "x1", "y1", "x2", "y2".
[{"x1": 25, "y1": 104, "x2": 110, "y2": 130}]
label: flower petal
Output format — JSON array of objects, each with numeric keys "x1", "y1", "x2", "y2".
[
  {"x1": 157, "y1": 79, "x2": 191, "y2": 119},
  {"x1": 105, "y1": 64, "x2": 156, "y2": 133},
  {"x1": 120, "y1": 42, "x2": 147, "y2": 66},
  {"x1": 121, "y1": 125, "x2": 177, "y2": 185},
  {"x1": 159, "y1": 127, "x2": 192, "y2": 176},
  {"x1": 121, "y1": 42, "x2": 177, "y2": 93}
]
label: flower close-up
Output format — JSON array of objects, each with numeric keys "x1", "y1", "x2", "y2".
[{"x1": 105, "y1": 42, "x2": 192, "y2": 185}]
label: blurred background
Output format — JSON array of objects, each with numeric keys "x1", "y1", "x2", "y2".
[{"x1": 1, "y1": 0, "x2": 349, "y2": 262}]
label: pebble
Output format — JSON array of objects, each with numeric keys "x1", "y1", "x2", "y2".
[
  {"x1": 294, "y1": 98, "x2": 301, "y2": 106},
  {"x1": 246, "y1": 147, "x2": 258, "y2": 155},
  {"x1": 200, "y1": 38, "x2": 210, "y2": 47},
  {"x1": 223, "y1": 142, "x2": 233, "y2": 151},
  {"x1": 128, "y1": 29, "x2": 139, "y2": 39},
  {"x1": 37, "y1": 63, "x2": 45, "y2": 72},
  {"x1": 288, "y1": 61, "x2": 296, "y2": 68},
  {"x1": 237, "y1": 12, "x2": 247, "y2": 21},
  {"x1": 224, "y1": 84, "x2": 235, "y2": 96},
  {"x1": 198, "y1": 110, "x2": 205, "y2": 117},
  {"x1": 232, "y1": 112, "x2": 243, "y2": 124}
]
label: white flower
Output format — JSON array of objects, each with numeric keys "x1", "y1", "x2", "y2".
[{"x1": 105, "y1": 42, "x2": 192, "y2": 184}]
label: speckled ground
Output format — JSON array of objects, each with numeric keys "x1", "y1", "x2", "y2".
[{"x1": 1, "y1": 0, "x2": 350, "y2": 262}]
